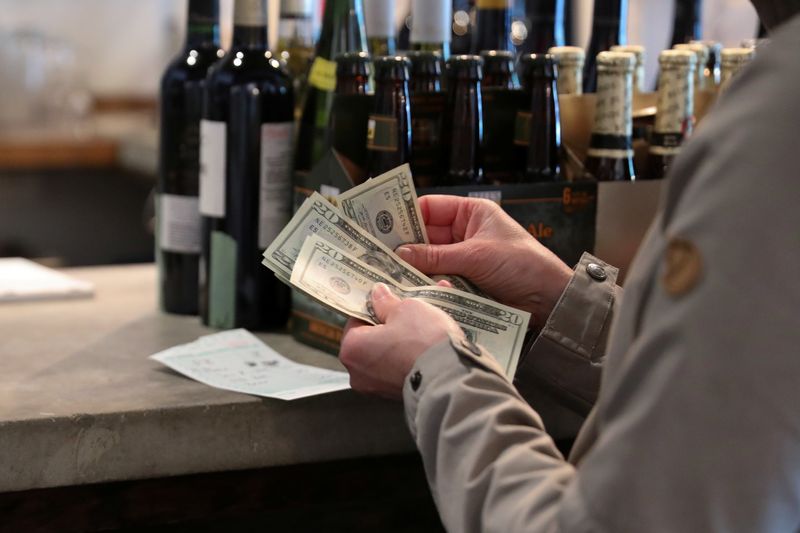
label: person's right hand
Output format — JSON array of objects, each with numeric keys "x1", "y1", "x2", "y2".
[{"x1": 396, "y1": 195, "x2": 574, "y2": 328}]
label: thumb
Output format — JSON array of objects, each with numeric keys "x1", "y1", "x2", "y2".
[
  {"x1": 369, "y1": 283, "x2": 404, "y2": 324},
  {"x1": 395, "y1": 243, "x2": 469, "y2": 275}
]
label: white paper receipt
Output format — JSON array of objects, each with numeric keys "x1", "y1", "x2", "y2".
[{"x1": 150, "y1": 329, "x2": 350, "y2": 401}]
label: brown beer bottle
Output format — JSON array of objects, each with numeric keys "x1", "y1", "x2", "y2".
[
  {"x1": 366, "y1": 56, "x2": 412, "y2": 178},
  {"x1": 645, "y1": 49, "x2": 696, "y2": 180},
  {"x1": 445, "y1": 55, "x2": 484, "y2": 185},
  {"x1": 548, "y1": 46, "x2": 585, "y2": 95},
  {"x1": 335, "y1": 51, "x2": 372, "y2": 95},
  {"x1": 584, "y1": 51, "x2": 636, "y2": 181},
  {"x1": 480, "y1": 50, "x2": 518, "y2": 89},
  {"x1": 408, "y1": 50, "x2": 444, "y2": 93},
  {"x1": 407, "y1": 51, "x2": 445, "y2": 187},
  {"x1": 521, "y1": 54, "x2": 561, "y2": 182}
]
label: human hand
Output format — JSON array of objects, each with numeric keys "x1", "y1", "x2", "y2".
[
  {"x1": 395, "y1": 195, "x2": 573, "y2": 327},
  {"x1": 339, "y1": 283, "x2": 462, "y2": 400}
]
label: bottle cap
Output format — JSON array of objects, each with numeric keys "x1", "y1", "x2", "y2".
[
  {"x1": 364, "y1": 0, "x2": 397, "y2": 38},
  {"x1": 410, "y1": 0, "x2": 452, "y2": 44},
  {"x1": 406, "y1": 50, "x2": 444, "y2": 77},
  {"x1": 373, "y1": 55, "x2": 411, "y2": 80},
  {"x1": 610, "y1": 44, "x2": 646, "y2": 67},
  {"x1": 596, "y1": 51, "x2": 636, "y2": 72},
  {"x1": 446, "y1": 55, "x2": 483, "y2": 80},
  {"x1": 480, "y1": 50, "x2": 515, "y2": 74},
  {"x1": 519, "y1": 53, "x2": 556, "y2": 79},
  {"x1": 721, "y1": 47, "x2": 755, "y2": 66},
  {"x1": 548, "y1": 46, "x2": 585, "y2": 64},
  {"x1": 658, "y1": 49, "x2": 697, "y2": 67},
  {"x1": 674, "y1": 43, "x2": 708, "y2": 66},
  {"x1": 280, "y1": 0, "x2": 313, "y2": 16},
  {"x1": 336, "y1": 51, "x2": 371, "y2": 77}
]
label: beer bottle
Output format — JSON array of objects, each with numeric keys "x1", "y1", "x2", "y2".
[
  {"x1": 445, "y1": 55, "x2": 484, "y2": 185},
  {"x1": 335, "y1": 51, "x2": 373, "y2": 95},
  {"x1": 583, "y1": 0, "x2": 629, "y2": 93},
  {"x1": 277, "y1": 0, "x2": 314, "y2": 109},
  {"x1": 364, "y1": 0, "x2": 397, "y2": 56},
  {"x1": 720, "y1": 47, "x2": 755, "y2": 91},
  {"x1": 610, "y1": 44, "x2": 645, "y2": 93},
  {"x1": 670, "y1": 0, "x2": 702, "y2": 46},
  {"x1": 480, "y1": 50, "x2": 518, "y2": 89},
  {"x1": 522, "y1": 54, "x2": 562, "y2": 182},
  {"x1": 294, "y1": 0, "x2": 368, "y2": 176},
  {"x1": 366, "y1": 56, "x2": 412, "y2": 178},
  {"x1": 330, "y1": 52, "x2": 372, "y2": 177},
  {"x1": 584, "y1": 51, "x2": 636, "y2": 181},
  {"x1": 407, "y1": 51, "x2": 445, "y2": 187},
  {"x1": 548, "y1": 46, "x2": 584, "y2": 95},
  {"x1": 472, "y1": 0, "x2": 513, "y2": 53},
  {"x1": 520, "y1": 0, "x2": 566, "y2": 54},
  {"x1": 410, "y1": 0, "x2": 452, "y2": 59},
  {"x1": 645, "y1": 49, "x2": 695, "y2": 180},
  {"x1": 691, "y1": 40, "x2": 722, "y2": 87},
  {"x1": 674, "y1": 43, "x2": 709, "y2": 91}
]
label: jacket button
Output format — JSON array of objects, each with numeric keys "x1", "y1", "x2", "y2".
[
  {"x1": 586, "y1": 263, "x2": 607, "y2": 281},
  {"x1": 410, "y1": 371, "x2": 422, "y2": 391}
]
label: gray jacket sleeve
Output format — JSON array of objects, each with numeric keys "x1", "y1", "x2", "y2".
[{"x1": 514, "y1": 252, "x2": 621, "y2": 417}]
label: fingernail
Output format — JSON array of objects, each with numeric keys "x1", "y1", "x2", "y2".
[
  {"x1": 371, "y1": 282, "x2": 390, "y2": 300},
  {"x1": 396, "y1": 246, "x2": 412, "y2": 261}
]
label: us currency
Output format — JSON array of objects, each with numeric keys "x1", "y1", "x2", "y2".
[
  {"x1": 336, "y1": 163, "x2": 428, "y2": 251},
  {"x1": 262, "y1": 192, "x2": 434, "y2": 288},
  {"x1": 291, "y1": 235, "x2": 530, "y2": 377}
]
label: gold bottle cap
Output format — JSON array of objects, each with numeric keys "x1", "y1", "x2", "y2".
[{"x1": 659, "y1": 49, "x2": 697, "y2": 67}]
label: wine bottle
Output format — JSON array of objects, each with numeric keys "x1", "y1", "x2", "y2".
[
  {"x1": 158, "y1": 0, "x2": 223, "y2": 316},
  {"x1": 669, "y1": 0, "x2": 702, "y2": 46},
  {"x1": 480, "y1": 50, "x2": 518, "y2": 89},
  {"x1": 366, "y1": 56, "x2": 412, "y2": 178},
  {"x1": 364, "y1": 0, "x2": 397, "y2": 56},
  {"x1": 645, "y1": 49, "x2": 695, "y2": 180},
  {"x1": 610, "y1": 44, "x2": 645, "y2": 92},
  {"x1": 584, "y1": 51, "x2": 635, "y2": 181},
  {"x1": 548, "y1": 45, "x2": 584, "y2": 94},
  {"x1": 199, "y1": 0, "x2": 294, "y2": 329},
  {"x1": 691, "y1": 39, "x2": 722, "y2": 87},
  {"x1": 521, "y1": 0, "x2": 565, "y2": 54},
  {"x1": 522, "y1": 54, "x2": 561, "y2": 182},
  {"x1": 673, "y1": 43, "x2": 708, "y2": 90},
  {"x1": 445, "y1": 55, "x2": 484, "y2": 185},
  {"x1": 582, "y1": 0, "x2": 628, "y2": 93},
  {"x1": 719, "y1": 47, "x2": 755, "y2": 91},
  {"x1": 294, "y1": 0, "x2": 368, "y2": 176},
  {"x1": 277, "y1": 0, "x2": 314, "y2": 110},
  {"x1": 472, "y1": 0, "x2": 513, "y2": 53},
  {"x1": 410, "y1": 0, "x2": 452, "y2": 59}
]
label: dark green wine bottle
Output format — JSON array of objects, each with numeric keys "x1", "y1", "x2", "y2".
[
  {"x1": 364, "y1": 0, "x2": 397, "y2": 56},
  {"x1": 520, "y1": 0, "x2": 565, "y2": 53},
  {"x1": 158, "y1": 0, "x2": 222, "y2": 316},
  {"x1": 410, "y1": 0, "x2": 452, "y2": 59},
  {"x1": 471, "y1": 0, "x2": 513, "y2": 54},
  {"x1": 294, "y1": 0, "x2": 368, "y2": 176},
  {"x1": 583, "y1": 0, "x2": 628, "y2": 93},
  {"x1": 199, "y1": 0, "x2": 294, "y2": 329},
  {"x1": 366, "y1": 56, "x2": 412, "y2": 178}
]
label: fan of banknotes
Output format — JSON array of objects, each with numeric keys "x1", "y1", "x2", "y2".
[{"x1": 261, "y1": 164, "x2": 530, "y2": 377}]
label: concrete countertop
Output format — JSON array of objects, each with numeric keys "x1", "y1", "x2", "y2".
[{"x1": 0, "y1": 264, "x2": 414, "y2": 493}]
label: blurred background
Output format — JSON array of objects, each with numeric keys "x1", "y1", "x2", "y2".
[{"x1": 0, "y1": 0, "x2": 758, "y2": 267}]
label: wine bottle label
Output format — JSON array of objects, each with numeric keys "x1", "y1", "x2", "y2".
[
  {"x1": 208, "y1": 230, "x2": 237, "y2": 329},
  {"x1": 364, "y1": 0, "x2": 397, "y2": 38},
  {"x1": 199, "y1": 120, "x2": 227, "y2": 217},
  {"x1": 308, "y1": 57, "x2": 337, "y2": 91},
  {"x1": 159, "y1": 194, "x2": 201, "y2": 254},
  {"x1": 476, "y1": 0, "x2": 512, "y2": 8},
  {"x1": 591, "y1": 71, "x2": 632, "y2": 137},
  {"x1": 410, "y1": 0, "x2": 451, "y2": 44},
  {"x1": 557, "y1": 66, "x2": 583, "y2": 95},
  {"x1": 259, "y1": 122, "x2": 295, "y2": 249},
  {"x1": 280, "y1": 0, "x2": 313, "y2": 17},
  {"x1": 513, "y1": 112, "x2": 531, "y2": 146},
  {"x1": 234, "y1": 0, "x2": 268, "y2": 27},
  {"x1": 651, "y1": 65, "x2": 693, "y2": 156},
  {"x1": 366, "y1": 115, "x2": 399, "y2": 152}
]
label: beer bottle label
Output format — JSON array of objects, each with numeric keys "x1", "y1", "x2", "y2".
[
  {"x1": 308, "y1": 57, "x2": 337, "y2": 91},
  {"x1": 366, "y1": 115, "x2": 399, "y2": 152}
]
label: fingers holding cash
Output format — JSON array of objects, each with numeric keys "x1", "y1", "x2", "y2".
[{"x1": 262, "y1": 165, "x2": 531, "y2": 377}]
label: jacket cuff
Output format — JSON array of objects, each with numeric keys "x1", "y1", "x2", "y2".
[
  {"x1": 403, "y1": 333, "x2": 508, "y2": 440},
  {"x1": 514, "y1": 252, "x2": 620, "y2": 415}
]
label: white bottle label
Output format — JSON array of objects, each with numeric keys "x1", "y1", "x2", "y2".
[
  {"x1": 259, "y1": 122, "x2": 295, "y2": 249},
  {"x1": 411, "y1": 0, "x2": 452, "y2": 44},
  {"x1": 365, "y1": 0, "x2": 397, "y2": 38},
  {"x1": 159, "y1": 194, "x2": 201, "y2": 254},
  {"x1": 199, "y1": 119, "x2": 227, "y2": 217}
]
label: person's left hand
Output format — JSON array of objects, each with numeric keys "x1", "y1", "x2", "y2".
[{"x1": 339, "y1": 283, "x2": 462, "y2": 400}]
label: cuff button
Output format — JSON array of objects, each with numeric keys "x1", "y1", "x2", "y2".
[
  {"x1": 410, "y1": 371, "x2": 422, "y2": 391},
  {"x1": 586, "y1": 263, "x2": 607, "y2": 281}
]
